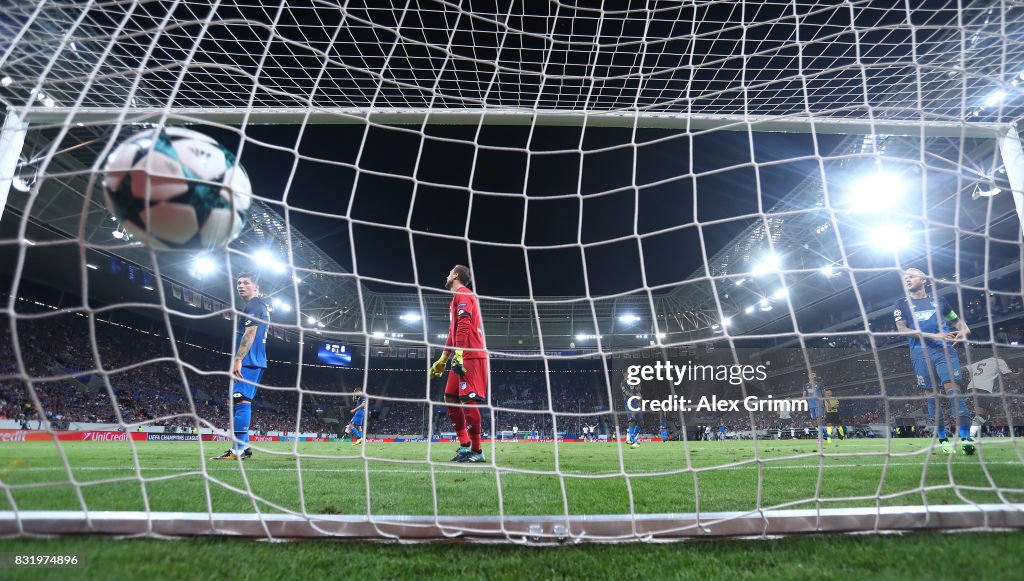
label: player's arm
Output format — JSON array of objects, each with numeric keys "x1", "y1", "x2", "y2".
[
  {"x1": 449, "y1": 293, "x2": 477, "y2": 375},
  {"x1": 893, "y1": 300, "x2": 945, "y2": 341},
  {"x1": 233, "y1": 325, "x2": 257, "y2": 378},
  {"x1": 941, "y1": 298, "x2": 970, "y2": 342}
]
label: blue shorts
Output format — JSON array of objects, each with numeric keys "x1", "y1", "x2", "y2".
[
  {"x1": 807, "y1": 399, "x2": 823, "y2": 420},
  {"x1": 232, "y1": 366, "x2": 264, "y2": 401},
  {"x1": 351, "y1": 410, "x2": 365, "y2": 427},
  {"x1": 911, "y1": 347, "x2": 962, "y2": 389}
]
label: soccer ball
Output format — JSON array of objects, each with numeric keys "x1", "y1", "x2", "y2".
[{"x1": 103, "y1": 127, "x2": 252, "y2": 250}]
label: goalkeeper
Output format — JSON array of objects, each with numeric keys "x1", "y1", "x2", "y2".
[{"x1": 430, "y1": 265, "x2": 489, "y2": 463}]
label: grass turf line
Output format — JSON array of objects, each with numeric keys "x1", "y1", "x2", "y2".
[
  {"x1": 0, "y1": 532, "x2": 1022, "y2": 580},
  {"x1": 1, "y1": 439, "x2": 1022, "y2": 518}
]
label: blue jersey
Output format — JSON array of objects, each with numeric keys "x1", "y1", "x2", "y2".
[
  {"x1": 237, "y1": 297, "x2": 269, "y2": 368},
  {"x1": 621, "y1": 380, "x2": 639, "y2": 401},
  {"x1": 893, "y1": 295, "x2": 958, "y2": 351},
  {"x1": 803, "y1": 381, "x2": 823, "y2": 400}
]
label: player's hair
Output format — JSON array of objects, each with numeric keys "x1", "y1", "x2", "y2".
[
  {"x1": 904, "y1": 267, "x2": 928, "y2": 278},
  {"x1": 452, "y1": 264, "x2": 472, "y2": 287},
  {"x1": 237, "y1": 272, "x2": 260, "y2": 288}
]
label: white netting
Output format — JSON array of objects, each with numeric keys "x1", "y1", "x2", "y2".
[{"x1": 1, "y1": 1, "x2": 1023, "y2": 541}]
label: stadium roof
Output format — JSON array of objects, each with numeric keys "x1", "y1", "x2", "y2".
[{"x1": 1, "y1": 1, "x2": 1022, "y2": 350}]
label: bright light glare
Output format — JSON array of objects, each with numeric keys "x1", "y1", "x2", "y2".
[
  {"x1": 618, "y1": 314, "x2": 640, "y2": 324},
  {"x1": 869, "y1": 224, "x2": 911, "y2": 251},
  {"x1": 306, "y1": 316, "x2": 317, "y2": 325},
  {"x1": 278, "y1": 303, "x2": 292, "y2": 313},
  {"x1": 744, "y1": 305, "x2": 755, "y2": 314},
  {"x1": 984, "y1": 90, "x2": 1007, "y2": 107},
  {"x1": 820, "y1": 264, "x2": 835, "y2": 277},
  {"x1": 721, "y1": 317, "x2": 732, "y2": 327},
  {"x1": 751, "y1": 253, "x2": 781, "y2": 276},
  {"x1": 193, "y1": 256, "x2": 215, "y2": 276},
  {"x1": 400, "y1": 313, "x2": 422, "y2": 322},
  {"x1": 771, "y1": 288, "x2": 788, "y2": 300},
  {"x1": 849, "y1": 173, "x2": 906, "y2": 213},
  {"x1": 372, "y1": 331, "x2": 385, "y2": 339},
  {"x1": 272, "y1": 298, "x2": 283, "y2": 308},
  {"x1": 759, "y1": 299, "x2": 772, "y2": 312},
  {"x1": 112, "y1": 230, "x2": 124, "y2": 240},
  {"x1": 271, "y1": 261, "x2": 287, "y2": 274},
  {"x1": 0, "y1": 76, "x2": 12, "y2": 87}
]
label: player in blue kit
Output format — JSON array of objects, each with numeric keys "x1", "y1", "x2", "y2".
[
  {"x1": 804, "y1": 372, "x2": 826, "y2": 443},
  {"x1": 621, "y1": 369, "x2": 643, "y2": 449},
  {"x1": 214, "y1": 273, "x2": 268, "y2": 460},
  {"x1": 894, "y1": 268, "x2": 974, "y2": 455},
  {"x1": 659, "y1": 417, "x2": 670, "y2": 442},
  {"x1": 349, "y1": 388, "x2": 367, "y2": 446}
]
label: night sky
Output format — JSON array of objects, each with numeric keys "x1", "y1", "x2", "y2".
[{"x1": 199, "y1": 123, "x2": 844, "y2": 297}]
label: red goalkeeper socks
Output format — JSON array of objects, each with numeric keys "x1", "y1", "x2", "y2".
[{"x1": 464, "y1": 404, "x2": 482, "y2": 451}]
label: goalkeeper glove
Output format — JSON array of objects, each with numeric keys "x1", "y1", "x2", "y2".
[
  {"x1": 451, "y1": 349, "x2": 466, "y2": 376},
  {"x1": 430, "y1": 353, "x2": 449, "y2": 378}
]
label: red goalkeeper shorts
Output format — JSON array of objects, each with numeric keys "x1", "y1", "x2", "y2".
[{"x1": 444, "y1": 357, "x2": 488, "y2": 403}]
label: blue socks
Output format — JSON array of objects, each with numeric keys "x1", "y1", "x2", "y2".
[
  {"x1": 929, "y1": 391, "x2": 972, "y2": 440},
  {"x1": 233, "y1": 401, "x2": 251, "y2": 451},
  {"x1": 627, "y1": 425, "x2": 638, "y2": 442}
]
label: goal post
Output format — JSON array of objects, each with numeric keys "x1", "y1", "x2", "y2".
[{"x1": 2, "y1": 1, "x2": 1024, "y2": 543}]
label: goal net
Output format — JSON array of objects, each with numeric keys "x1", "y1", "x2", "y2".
[{"x1": 1, "y1": 1, "x2": 1023, "y2": 541}]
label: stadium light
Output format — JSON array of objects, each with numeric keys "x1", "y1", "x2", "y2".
[
  {"x1": 771, "y1": 287, "x2": 788, "y2": 300},
  {"x1": 277, "y1": 303, "x2": 292, "y2": 313},
  {"x1": 306, "y1": 315, "x2": 317, "y2": 325},
  {"x1": 292, "y1": 274, "x2": 302, "y2": 284},
  {"x1": 400, "y1": 312, "x2": 422, "y2": 322},
  {"x1": 112, "y1": 230, "x2": 124, "y2": 240},
  {"x1": 849, "y1": 172, "x2": 906, "y2": 213},
  {"x1": 0, "y1": 76, "x2": 11, "y2": 87},
  {"x1": 193, "y1": 255, "x2": 215, "y2": 276},
  {"x1": 984, "y1": 90, "x2": 1007, "y2": 107},
  {"x1": 372, "y1": 331, "x2": 385, "y2": 339},
  {"x1": 271, "y1": 298, "x2": 283, "y2": 308},
  {"x1": 618, "y1": 314, "x2": 640, "y2": 324},
  {"x1": 316, "y1": 322, "x2": 325, "y2": 328},
  {"x1": 722, "y1": 316, "x2": 732, "y2": 327},
  {"x1": 819, "y1": 264, "x2": 835, "y2": 277},
  {"x1": 735, "y1": 278, "x2": 745, "y2": 286},
  {"x1": 744, "y1": 305, "x2": 755, "y2": 314},
  {"x1": 86, "y1": 263, "x2": 99, "y2": 270},
  {"x1": 759, "y1": 298, "x2": 773, "y2": 312},
  {"x1": 869, "y1": 224, "x2": 912, "y2": 251},
  {"x1": 751, "y1": 253, "x2": 781, "y2": 276}
]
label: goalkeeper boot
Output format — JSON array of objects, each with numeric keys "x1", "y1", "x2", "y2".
[
  {"x1": 240, "y1": 447, "x2": 252, "y2": 459},
  {"x1": 630, "y1": 442, "x2": 640, "y2": 449},
  {"x1": 458, "y1": 450, "x2": 486, "y2": 463},
  {"x1": 939, "y1": 439, "x2": 955, "y2": 455},
  {"x1": 212, "y1": 449, "x2": 242, "y2": 460},
  {"x1": 352, "y1": 438, "x2": 363, "y2": 446},
  {"x1": 450, "y1": 446, "x2": 471, "y2": 462},
  {"x1": 961, "y1": 438, "x2": 977, "y2": 456}
]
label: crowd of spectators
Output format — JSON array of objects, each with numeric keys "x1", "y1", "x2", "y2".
[{"x1": 2, "y1": 297, "x2": 1022, "y2": 439}]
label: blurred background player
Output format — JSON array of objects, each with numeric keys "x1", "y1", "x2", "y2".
[
  {"x1": 621, "y1": 369, "x2": 642, "y2": 448},
  {"x1": 512, "y1": 424, "x2": 519, "y2": 441},
  {"x1": 349, "y1": 387, "x2": 367, "y2": 445},
  {"x1": 214, "y1": 273, "x2": 268, "y2": 460},
  {"x1": 823, "y1": 389, "x2": 845, "y2": 442},
  {"x1": 804, "y1": 372, "x2": 826, "y2": 443},
  {"x1": 660, "y1": 417, "x2": 670, "y2": 442},
  {"x1": 894, "y1": 267, "x2": 974, "y2": 455},
  {"x1": 966, "y1": 356, "x2": 1012, "y2": 439},
  {"x1": 430, "y1": 265, "x2": 489, "y2": 463}
]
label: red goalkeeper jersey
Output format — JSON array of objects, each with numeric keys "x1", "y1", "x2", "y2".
[{"x1": 447, "y1": 286, "x2": 486, "y2": 359}]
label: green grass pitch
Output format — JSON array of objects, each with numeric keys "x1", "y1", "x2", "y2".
[
  {"x1": 2, "y1": 438, "x2": 1022, "y2": 516},
  {"x1": 1, "y1": 438, "x2": 1022, "y2": 578}
]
